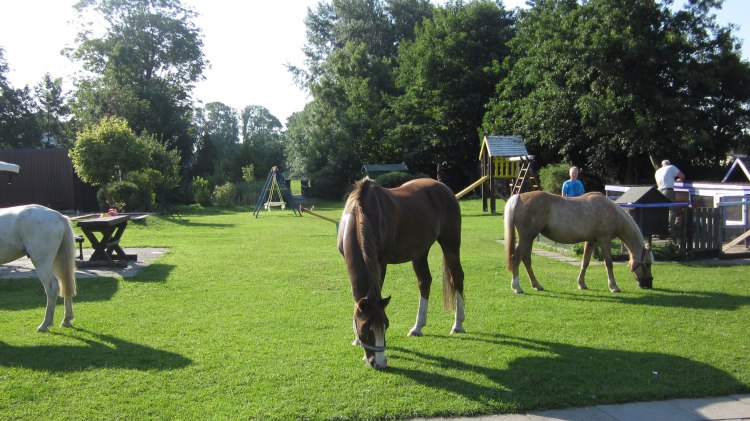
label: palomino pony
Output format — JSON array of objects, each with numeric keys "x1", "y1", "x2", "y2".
[
  {"x1": 504, "y1": 191, "x2": 653, "y2": 294},
  {"x1": 338, "y1": 178, "x2": 465, "y2": 369},
  {"x1": 0, "y1": 205, "x2": 77, "y2": 331}
]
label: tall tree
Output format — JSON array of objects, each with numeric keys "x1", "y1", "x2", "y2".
[
  {"x1": 34, "y1": 73, "x2": 74, "y2": 148},
  {"x1": 483, "y1": 0, "x2": 750, "y2": 183},
  {"x1": 240, "y1": 105, "x2": 284, "y2": 177},
  {"x1": 392, "y1": 0, "x2": 514, "y2": 187},
  {"x1": 196, "y1": 102, "x2": 239, "y2": 165},
  {"x1": 286, "y1": 0, "x2": 433, "y2": 198},
  {"x1": 67, "y1": 0, "x2": 207, "y2": 168},
  {"x1": 0, "y1": 48, "x2": 41, "y2": 148}
]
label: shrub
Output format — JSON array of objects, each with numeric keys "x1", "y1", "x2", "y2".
[
  {"x1": 97, "y1": 181, "x2": 143, "y2": 212},
  {"x1": 538, "y1": 163, "x2": 570, "y2": 194},
  {"x1": 193, "y1": 176, "x2": 211, "y2": 206},
  {"x1": 374, "y1": 171, "x2": 430, "y2": 188},
  {"x1": 123, "y1": 169, "x2": 160, "y2": 210},
  {"x1": 212, "y1": 182, "x2": 237, "y2": 207}
]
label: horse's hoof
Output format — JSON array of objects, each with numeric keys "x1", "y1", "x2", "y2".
[
  {"x1": 610, "y1": 287, "x2": 621, "y2": 293},
  {"x1": 450, "y1": 327, "x2": 465, "y2": 334},
  {"x1": 36, "y1": 325, "x2": 49, "y2": 333},
  {"x1": 61, "y1": 320, "x2": 73, "y2": 328},
  {"x1": 578, "y1": 284, "x2": 588, "y2": 290},
  {"x1": 407, "y1": 329, "x2": 423, "y2": 337},
  {"x1": 513, "y1": 289, "x2": 524, "y2": 294},
  {"x1": 533, "y1": 285, "x2": 544, "y2": 291}
]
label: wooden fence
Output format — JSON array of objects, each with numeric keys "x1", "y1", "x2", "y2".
[{"x1": 679, "y1": 207, "x2": 723, "y2": 258}]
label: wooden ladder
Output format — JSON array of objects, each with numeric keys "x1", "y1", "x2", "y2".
[{"x1": 511, "y1": 157, "x2": 540, "y2": 195}]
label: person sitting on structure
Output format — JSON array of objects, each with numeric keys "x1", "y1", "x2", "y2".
[{"x1": 562, "y1": 166, "x2": 585, "y2": 197}]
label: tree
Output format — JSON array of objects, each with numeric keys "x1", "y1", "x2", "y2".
[
  {"x1": 240, "y1": 105, "x2": 284, "y2": 177},
  {"x1": 34, "y1": 73, "x2": 75, "y2": 148},
  {"x1": 0, "y1": 48, "x2": 41, "y2": 148},
  {"x1": 286, "y1": 0, "x2": 433, "y2": 198},
  {"x1": 69, "y1": 116, "x2": 150, "y2": 186},
  {"x1": 392, "y1": 0, "x2": 514, "y2": 187},
  {"x1": 483, "y1": 0, "x2": 750, "y2": 183},
  {"x1": 195, "y1": 102, "x2": 239, "y2": 165},
  {"x1": 67, "y1": 0, "x2": 207, "y2": 168}
]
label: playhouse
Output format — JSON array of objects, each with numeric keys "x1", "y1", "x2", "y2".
[
  {"x1": 606, "y1": 155, "x2": 750, "y2": 257},
  {"x1": 478, "y1": 135, "x2": 537, "y2": 213}
]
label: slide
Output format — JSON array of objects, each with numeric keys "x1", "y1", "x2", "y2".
[{"x1": 455, "y1": 175, "x2": 489, "y2": 199}]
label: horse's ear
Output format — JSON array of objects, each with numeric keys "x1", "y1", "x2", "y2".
[{"x1": 381, "y1": 296, "x2": 391, "y2": 309}]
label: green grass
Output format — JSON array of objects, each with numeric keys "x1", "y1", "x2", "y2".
[{"x1": 0, "y1": 198, "x2": 748, "y2": 419}]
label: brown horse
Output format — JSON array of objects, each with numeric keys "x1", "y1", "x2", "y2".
[
  {"x1": 504, "y1": 191, "x2": 653, "y2": 294},
  {"x1": 338, "y1": 178, "x2": 465, "y2": 369}
]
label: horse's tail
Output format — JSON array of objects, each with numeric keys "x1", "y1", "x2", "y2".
[
  {"x1": 504, "y1": 194, "x2": 519, "y2": 272},
  {"x1": 442, "y1": 255, "x2": 456, "y2": 310},
  {"x1": 54, "y1": 217, "x2": 77, "y2": 298}
]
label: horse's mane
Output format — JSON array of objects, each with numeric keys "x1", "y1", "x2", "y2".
[
  {"x1": 607, "y1": 196, "x2": 649, "y2": 260},
  {"x1": 345, "y1": 178, "x2": 385, "y2": 295}
]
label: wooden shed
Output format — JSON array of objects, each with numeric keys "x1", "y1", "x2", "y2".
[
  {"x1": 479, "y1": 135, "x2": 533, "y2": 213},
  {"x1": 362, "y1": 163, "x2": 409, "y2": 179},
  {"x1": 0, "y1": 149, "x2": 98, "y2": 211}
]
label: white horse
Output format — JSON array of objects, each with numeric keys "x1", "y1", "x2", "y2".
[{"x1": 0, "y1": 205, "x2": 77, "y2": 331}]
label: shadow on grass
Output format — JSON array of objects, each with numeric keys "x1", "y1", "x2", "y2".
[
  {"x1": 387, "y1": 333, "x2": 745, "y2": 412},
  {"x1": 0, "y1": 262, "x2": 175, "y2": 311},
  {"x1": 0, "y1": 327, "x2": 191, "y2": 372},
  {"x1": 528, "y1": 287, "x2": 750, "y2": 311},
  {"x1": 0, "y1": 277, "x2": 119, "y2": 311},
  {"x1": 125, "y1": 263, "x2": 175, "y2": 283}
]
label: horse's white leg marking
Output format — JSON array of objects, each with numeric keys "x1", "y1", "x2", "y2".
[
  {"x1": 450, "y1": 293, "x2": 465, "y2": 334},
  {"x1": 408, "y1": 296, "x2": 428, "y2": 337},
  {"x1": 512, "y1": 271, "x2": 523, "y2": 294}
]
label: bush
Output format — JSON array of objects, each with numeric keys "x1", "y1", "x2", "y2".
[
  {"x1": 123, "y1": 169, "x2": 160, "y2": 210},
  {"x1": 193, "y1": 176, "x2": 211, "y2": 206},
  {"x1": 538, "y1": 163, "x2": 570, "y2": 194},
  {"x1": 374, "y1": 171, "x2": 430, "y2": 188},
  {"x1": 308, "y1": 166, "x2": 349, "y2": 200},
  {"x1": 212, "y1": 182, "x2": 237, "y2": 207},
  {"x1": 97, "y1": 181, "x2": 143, "y2": 212}
]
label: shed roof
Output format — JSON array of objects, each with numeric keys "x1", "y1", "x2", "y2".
[
  {"x1": 479, "y1": 135, "x2": 528, "y2": 160},
  {"x1": 614, "y1": 186, "x2": 669, "y2": 204},
  {"x1": 0, "y1": 160, "x2": 20, "y2": 174},
  {"x1": 362, "y1": 163, "x2": 409, "y2": 175},
  {"x1": 722, "y1": 156, "x2": 750, "y2": 183}
]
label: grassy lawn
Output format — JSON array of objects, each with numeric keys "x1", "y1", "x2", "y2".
[{"x1": 0, "y1": 198, "x2": 748, "y2": 419}]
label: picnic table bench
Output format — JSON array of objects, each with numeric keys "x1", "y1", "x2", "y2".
[{"x1": 76, "y1": 215, "x2": 137, "y2": 268}]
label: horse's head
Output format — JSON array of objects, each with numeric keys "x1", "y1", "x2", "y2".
[
  {"x1": 630, "y1": 243, "x2": 654, "y2": 288},
  {"x1": 353, "y1": 295, "x2": 391, "y2": 369}
]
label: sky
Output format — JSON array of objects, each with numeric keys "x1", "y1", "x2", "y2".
[{"x1": 0, "y1": 0, "x2": 748, "y2": 125}]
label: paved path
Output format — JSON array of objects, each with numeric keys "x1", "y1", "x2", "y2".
[
  {"x1": 0, "y1": 248, "x2": 168, "y2": 279},
  {"x1": 415, "y1": 394, "x2": 750, "y2": 420}
]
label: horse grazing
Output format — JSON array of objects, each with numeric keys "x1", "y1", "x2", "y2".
[
  {"x1": 0, "y1": 205, "x2": 77, "y2": 331},
  {"x1": 338, "y1": 178, "x2": 465, "y2": 369},
  {"x1": 504, "y1": 191, "x2": 653, "y2": 294}
]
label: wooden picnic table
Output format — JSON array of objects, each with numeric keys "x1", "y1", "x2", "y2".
[{"x1": 76, "y1": 215, "x2": 136, "y2": 268}]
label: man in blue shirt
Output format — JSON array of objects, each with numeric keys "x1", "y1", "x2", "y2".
[{"x1": 562, "y1": 166, "x2": 585, "y2": 197}]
